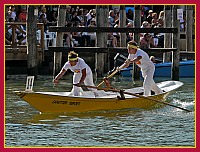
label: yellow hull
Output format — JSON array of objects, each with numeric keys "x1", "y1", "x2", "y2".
[
  {"x1": 15, "y1": 91, "x2": 168, "y2": 113},
  {"x1": 14, "y1": 81, "x2": 184, "y2": 113}
]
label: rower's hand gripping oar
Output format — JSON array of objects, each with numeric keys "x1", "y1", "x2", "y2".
[
  {"x1": 97, "y1": 63, "x2": 126, "y2": 87},
  {"x1": 81, "y1": 85, "x2": 192, "y2": 113}
]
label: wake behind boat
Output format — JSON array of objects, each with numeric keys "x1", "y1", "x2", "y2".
[{"x1": 14, "y1": 76, "x2": 185, "y2": 113}]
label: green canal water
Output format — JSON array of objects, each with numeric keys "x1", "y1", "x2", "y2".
[{"x1": 5, "y1": 75, "x2": 195, "y2": 147}]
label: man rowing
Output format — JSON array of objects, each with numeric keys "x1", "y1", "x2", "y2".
[
  {"x1": 120, "y1": 41, "x2": 163, "y2": 96},
  {"x1": 53, "y1": 51, "x2": 98, "y2": 96}
]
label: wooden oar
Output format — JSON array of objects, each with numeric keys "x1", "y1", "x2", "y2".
[
  {"x1": 97, "y1": 63, "x2": 126, "y2": 87},
  {"x1": 81, "y1": 85, "x2": 192, "y2": 113}
]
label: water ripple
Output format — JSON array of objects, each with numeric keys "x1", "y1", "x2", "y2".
[{"x1": 5, "y1": 76, "x2": 195, "y2": 147}]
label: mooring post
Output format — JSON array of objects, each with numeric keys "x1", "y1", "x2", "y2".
[
  {"x1": 133, "y1": 5, "x2": 141, "y2": 80},
  {"x1": 120, "y1": 5, "x2": 127, "y2": 47},
  {"x1": 172, "y1": 5, "x2": 180, "y2": 80},
  {"x1": 96, "y1": 6, "x2": 108, "y2": 77},
  {"x1": 27, "y1": 6, "x2": 38, "y2": 78},
  {"x1": 53, "y1": 5, "x2": 66, "y2": 78},
  {"x1": 186, "y1": 5, "x2": 194, "y2": 52},
  {"x1": 163, "y1": 5, "x2": 172, "y2": 63}
]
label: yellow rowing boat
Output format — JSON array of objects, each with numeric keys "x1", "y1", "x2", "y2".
[{"x1": 14, "y1": 79, "x2": 183, "y2": 113}]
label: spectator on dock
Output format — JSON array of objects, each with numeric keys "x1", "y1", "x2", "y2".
[
  {"x1": 82, "y1": 9, "x2": 89, "y2": 26},
  {"x1": 16, "y1": 23, "x2": 26, "y2": 45},
  {"x1": 126, "y1": 22, "x2": 134, "y2": 42},
  {"x1": 64, "y1": 22, "x2": 74, "y2": 47},
  {"x1": 108, "y1": 10, "x2": 116, "y2": 27},
  {"x1": 140, "y1": 33, "x2": 155, "y2": 49},
  {"x1": 7, "y1": 6, "x2": 17, "y2": 21},
  {"x1": 126, "y1": 8, "x2": 134, "y2": 21},
  {"x1": 107, "y1": 33, "x2": 118, "y2": 47},
  {"x1": 79, "y1": 21, "x2": 90, "y2": 47},
  {"x1": 53, "y1": 51, "x2": 98, "y2": 96},
  {"x1": 77, "y1": 9, "x2": 84, "y2": 24},
  {"x1": 39, "y1": 14, "x2": 49, "y2": 32},
  {"x1": 146, "y1": 10, "x2": 153, "y2": 24},
  {"x1": 18, "y1": 7, "x2": 27, "y2": 22},
  {"x1": 120, "y1": 41, "x2": 163, "y2": 96},
  {"x1": 87, "y1": 18, "x2": 96, "y2": 46},
  {"x1": 158, "y1": 10, "x2": 164, "y2": 27},
  {"x1": 5, "y1": 18, "x2": 14, "y2": 43},
  {"x1": 153, "y1": 25, "x2": 164, "y2": 48},
  {"x1": 113, "y1": 23, "x2": 120, "y2": 46},
  {"x1": 141, "y1": 21, "x2": 151, "y2": 29},
  {"x1": 18, "y1": 7, "x2": 27, "y2": 30},
  {"x1": 72, "y1": 21, "x2": 82, "y2": 46},
  {"x1": 151, "y1": 12, "x2": 159, "y2": 27},
  {"x1": 86, "y1": 9, "x2": 95, "y2": 26},
  {"x1": 140, "y1": 21, "x2": 151, "y2": 37},
  {"x1": 39, "y1": 6, "x2": 47, "y2": 19},
  {"x1": 48, "y1": 11, "x2": 57, "y2": 26},
  {"x1": 71, "y1": 10, "x2": 81, "y2": 24},
  {"x1": 150, "y1": 56, "x2": 156, "y2": 63},
  {"x1": 65, "y1": 6, "x2": 72, "y2": 24}
]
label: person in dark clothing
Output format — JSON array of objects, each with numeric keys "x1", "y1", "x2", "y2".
[{"x1": 146, "y1": 10, "x2": 153, "y2": 24}]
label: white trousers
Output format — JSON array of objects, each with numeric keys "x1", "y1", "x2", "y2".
[
  {"x1": 141, "y1": 65, "x2": 163, "y2": 96},
  {"x1": 71, "y1": 73, "x2": 96, "y2": 96}
]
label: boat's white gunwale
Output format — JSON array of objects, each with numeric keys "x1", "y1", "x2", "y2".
[{"x1": 15, "y1": 80, "x2": 183, "y2": 100}]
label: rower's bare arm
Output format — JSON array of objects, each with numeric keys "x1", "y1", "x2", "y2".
[
  {"x1": 120, "y1": 59, "x2": 131, "y2": 69},
  {"x1": 53, "y1": 69, "x2": 66, "y2": 84},
  {"x1": 79, "y1": 68, "x2": 86, "y2": 84}
]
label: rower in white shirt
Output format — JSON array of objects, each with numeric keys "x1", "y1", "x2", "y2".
[
  {"x1": 120, "y1": 41, "x2": 163, "y2": 96},
  {"x1": 53, "y1": 51, "x2": 97, "y2": 96}
]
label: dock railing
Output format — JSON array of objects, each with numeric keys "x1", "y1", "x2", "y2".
[
  {"x1": 5, "y1": 22, "x2": 44, "y2": 48},
  {"x1": 48, "y1": 26, "x2": 180, "y2": 80},
  {"x1": 5, "y1": 22, "x2": 44, "y2": 62}
]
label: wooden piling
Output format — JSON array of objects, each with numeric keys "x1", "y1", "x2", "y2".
[
  {"x1": 163, "y1": 5, "x2": 172, "y2": 62},
  {"x1": 119, "y1": 6, "x2": 126, "y2": 82},
  {"x1": 96, "y1": 6, "x2": 108, "y2": 77},
  {"x1": 119, "y1": 5, "x2": 126, "y2": 47},
  {"x1": 172, "y1": 5, "x2": 180, "y2": 80},
  {"x1": 186, "y1": 5, "x2": 194, "y2": 52},
  {"x1": 53, "y1": 5, "x2": 66, "y2": 78},
  {"x1": 27, "y1": 6, "x2": 38, "y2": 77},
  {"x1": 133, "y1": 5, "x2": 141, "y2": 80}
]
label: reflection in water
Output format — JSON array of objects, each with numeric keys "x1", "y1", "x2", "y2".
[{"x1": 28, "y1": 109, "x2": 144, "y2": 124}]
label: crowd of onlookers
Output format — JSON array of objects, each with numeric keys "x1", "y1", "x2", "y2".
[
  {"x1": 5, "y1": 5, "x2": 184, "y2": 49},
  {"x1": 139, "y1": 9, "x2": 165, "y2": 49},
  {"x1": 6, "y1": 6, "x2": 27, "y2": 45}
]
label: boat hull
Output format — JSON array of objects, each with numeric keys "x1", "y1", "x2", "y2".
[
  {"x1": 15, "y1": 91, "x2": 168, "y2": 113},
  {"x1": 14, "y1": 81, "x2": 183, "y2": 113}
]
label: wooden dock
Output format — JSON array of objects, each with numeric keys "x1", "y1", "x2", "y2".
[{"x1": 5, "y1": 5, "x2": 195, "y2": 81}]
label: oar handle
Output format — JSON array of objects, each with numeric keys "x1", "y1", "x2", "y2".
[
  {"x1": 97, "y1": 63, "x2": 126, "y2": 87},
  {"x1": 97, "y1": 69, "x2": 118, "y2": 87}
]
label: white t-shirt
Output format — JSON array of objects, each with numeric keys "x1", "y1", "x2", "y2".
[
  {"x1": 62, "y1": 57, "x2": 92, "y2": 74},
  {"x1": 128, "y1": 49, "x2": 154, "y2": 70}
]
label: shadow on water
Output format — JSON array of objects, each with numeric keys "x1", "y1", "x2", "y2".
[{"x1": 27, "y1": 108, "x2": 145, "y2": 124}]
